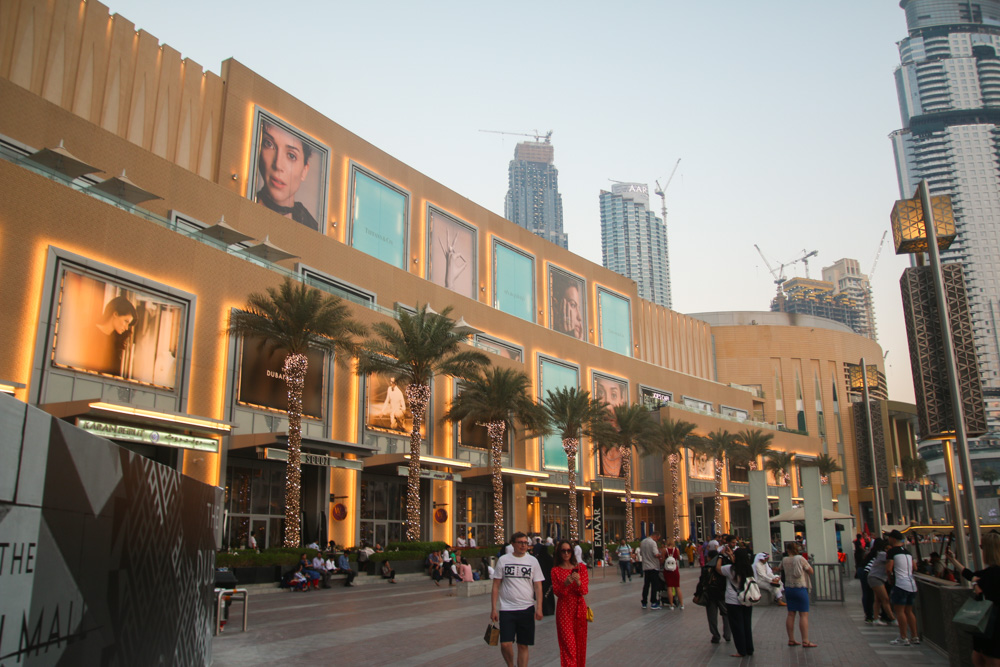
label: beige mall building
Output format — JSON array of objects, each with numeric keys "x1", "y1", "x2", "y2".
[{"x1": 0, "y1": 0, "x2": 916, "y2": 551}]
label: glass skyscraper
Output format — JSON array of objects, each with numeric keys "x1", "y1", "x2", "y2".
[
  {"x1": 891, "y1": 0, "x2": 1000, "y2": 416},
  {"x1": 504, "y1": 141, "x2": 568, "y2": 249},
  {"x1": 599, "y1": 183, "x2": 673, "y2": 309}
]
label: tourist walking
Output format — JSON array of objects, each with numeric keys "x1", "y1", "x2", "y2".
[
  {"x1": 552, "y1": 539, "x2": 589, "y2": 667},
  {"x1": 886, "y1": 529, "x2": 918, "y2": 646},
  {"x1": 781, "y1": 541, "x2": 817, "y2": 648},
  {"x1": 697, "y1": 546, "x2": 731, "y2": 644},
  {"x1": 716, "y1": 545, "x2": 755, "y2": 657},
  {"x1": 639, "y1": 530, "x2": 662, "y2": 609},
  {"x1": 662, "y1": 537, "x2": 683, "y2": 609},
  {"x1": 946, "y1": 531, "x2": 1000, "y2": 666},
  {"x1": 491, "y1": 532, "x2": 544, "y2": 667}
]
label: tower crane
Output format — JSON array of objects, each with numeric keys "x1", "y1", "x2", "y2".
[
  {"x1": 754, "y1": 245, "x2": 820, "y2": 295},
  {"x1": 479, "y1": 129, "x2": 553, "y2": 143},
  {"x1": 654, "y1": 158, "x2": 682, "y2": 225}
]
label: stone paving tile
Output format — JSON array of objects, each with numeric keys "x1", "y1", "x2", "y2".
[{"x1": 211, "y1": 566, "x2": 950, "y2": 666}]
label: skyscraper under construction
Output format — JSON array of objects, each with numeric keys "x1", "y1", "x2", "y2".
[{"x1": 504, "y1": 140, "x2": 567, "y2": 249}]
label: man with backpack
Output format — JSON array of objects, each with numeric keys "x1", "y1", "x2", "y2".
[{"x1": 695, "y1": 542, "x2": 731, "y2": 644}]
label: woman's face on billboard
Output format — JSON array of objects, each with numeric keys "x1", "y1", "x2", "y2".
[
  {"x1": 110, "y1": 312, "x2": 134, "y2": 334},
  {"x1": 259, "y1": 123, "x2": 309, "y2": 208}
]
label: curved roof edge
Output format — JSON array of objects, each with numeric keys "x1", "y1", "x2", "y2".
[{"x1": 687, "y1": 311, "x2": 857, "y2": 334}]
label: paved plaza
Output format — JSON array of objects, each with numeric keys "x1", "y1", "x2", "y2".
[{"x1": 211, "y1": 567, "x2": 950, "y2": 666}]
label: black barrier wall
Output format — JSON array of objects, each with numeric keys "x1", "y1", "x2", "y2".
[{"x1": 0, "y1": 394, "x2": 222, "y2": 666}]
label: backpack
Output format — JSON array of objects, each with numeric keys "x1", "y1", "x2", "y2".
[
  {"x1": 734, "y1": 577, "x2": 762, "y2": 606},
  {"x1": 665, "y1": 556, "x2": 677, "y2": 572},
  {"x1": 700, "y1": 558, "x2": 727, "y2": 601}
]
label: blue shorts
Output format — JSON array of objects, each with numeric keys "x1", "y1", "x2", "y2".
[
  {"x1": 499, "y1": 607, "x2": 536, "y2": 645},
  {"x1": 890, "y1": 588, "x2": 916, "y2": 606},
  {"x1": 785, "y1": 586, "x2": 810, "y2": 612}
]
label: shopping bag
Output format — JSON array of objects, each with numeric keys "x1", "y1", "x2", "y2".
[
  {"x1": 484, "y1": 622, "x2": 500, "y2": 646},
  {"x1": 953, "y1": 597, "x2": 995, "y2": 636}
]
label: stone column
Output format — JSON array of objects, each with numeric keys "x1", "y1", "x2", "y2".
[
  {"x1": 749, "y1": 470, "x2": 772, "y2": 555},
  {"x1": 777, "y1": 485, "x2": 795, "y2": 547},
  {"x1": 821, "y1": 480, "x2": 838, "y2": 564}
]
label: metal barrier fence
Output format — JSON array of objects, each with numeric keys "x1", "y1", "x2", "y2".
[{"x1": 809, "y1": 563, "x2": 845, "y2": 603}]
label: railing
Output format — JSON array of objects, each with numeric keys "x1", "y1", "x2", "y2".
[
  {"x1": 215, "y1": 588, "x2": 249, "y2": 635},
  {"x1": 809, "y1": 563, "x2": 845, "y2": 603}
]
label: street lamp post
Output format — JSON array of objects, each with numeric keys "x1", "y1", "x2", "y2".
[
  {"x1": 892, "y1": 179, "x2": 984, "y2": 571},
  {"x1": 859, "y1": 359, "x2": 884, "y2": 535}
]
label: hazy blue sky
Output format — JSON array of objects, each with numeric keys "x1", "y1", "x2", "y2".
[{"x1": 106, "y1": 0, "x2": 916, "y2": 400}]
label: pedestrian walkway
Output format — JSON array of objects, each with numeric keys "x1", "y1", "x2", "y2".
[{"x1": 211, "y1": 566, "x2": 950, "y2": 666}]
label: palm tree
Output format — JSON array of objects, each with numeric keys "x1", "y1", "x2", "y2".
[
  {"x1": 226, "y1": 277, "x2": 367, "y2": 547},
  {"x1": 900, "y1": 454, "x2": 929, "y2": 484},
  {"x1": 543, "y1": 387, "x2": 615, "y2": 542},
  {"x1": 694, "y1": 430, "x2": 741, "y2": 536},
  {"x1": 808, "y1": 453, "x2": 843, "y2": 484},
  {"x1": 443, "y1": 367, "x2": 548, "y2": 545},
  {"x1": 765, "y1": 450, "x2": 796, "y2": 487},
  {"x1": 358, "y1": 304, "x2": 489, "y2": 541},
  {"x1": 593, "y1": 403, "x2": 657, "y2": 542},
  {"x1": 736, "y1": 428, "x2": 775, "y2": 471},
  {"x1": 651, "y1": 418, "x2": 697, "y2": 541},
  {"x1": 976, "y1": 467, "x2": 999, "y2": 494}
]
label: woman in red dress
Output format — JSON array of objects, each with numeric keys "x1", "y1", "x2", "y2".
[
  {"x1": 662, "y1": 537, "x2": 683, "y2": 609},
  {"x1": 551, "y1": 539, "x2": 589, "y2": 667}
]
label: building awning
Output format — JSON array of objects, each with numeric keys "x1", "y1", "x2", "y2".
[
  {"x1": 463, "y1": 466, "x2": 549, "y2": 480},
  {"x1": 228, "y1": 432, "x2": 377, "y2": 458},
  {"x1": 363, "y1": 453, "x2": 473, "y2": 471},
  {"x1": 41, "y1": 399, "x2": 232, "y2": 437}
]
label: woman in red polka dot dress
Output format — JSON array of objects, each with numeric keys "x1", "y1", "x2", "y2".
[{"x1": 551, "y1": 539, "x2": 589, "y2": 667}]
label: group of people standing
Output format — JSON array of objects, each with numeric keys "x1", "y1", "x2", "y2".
[{"x1": 694, "y1": 535, "x2": 816, "y2": 658}]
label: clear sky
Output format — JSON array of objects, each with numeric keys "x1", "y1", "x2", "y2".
[{"x1": 105, "y1": 0, "x2": 916, "y2": 401}]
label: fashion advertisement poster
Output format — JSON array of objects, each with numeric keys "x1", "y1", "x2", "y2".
[
  {"x1": 493, "y1": 241, "x2": 535, "y2": 322},
  {"x1": 539, "y1": 358, "x2": 579, "y2": 472},
  {"x1": 248, "y1": 108, "x2": 329, "y2": 233},
  {"x1": 236, "y1": 335, "x2": 327, "y2": 419},
  {"x1": 365, "y1": 372, "x2": 425, "y2": 436},
  {"x1": 594, "y1": 373, "x2": 628, "y2": 478},
  {"x1": 548, "y1": 266, "x2": 586, "y2": 341},
  {"x1": 474, "y1": 334, "x2": 523, "y2": 363},
  {"x1": 597, "y1": 288, "x2": 631, "y2": 356},
  {"x1": 427, "y1": 208, "x2": 476, "y2": 299},
  {"x1": 51, "y1": 268, "x2": 185, "y2": 389},
  {"x1": 351, "y1": 169, "x2": 408, "y2": 269},
  {"x1": 687, "y1": 450, "x2": 715, "y2": 480}
]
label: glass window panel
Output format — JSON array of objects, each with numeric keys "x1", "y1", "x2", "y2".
[
  {"x1": 493, "y1": 242, "x2": 535, "y2": 321},
  {"x1": 597, "y1": 288, "x2": 632, "y2": 356},
  {"x1": 539, "y1": 358, "x2": 579, "y2": 471},
  {"x1": 351, "y1": 170, "x2": 407, "y2": 268},
  {"x1": 373, "y1": 481, "x2": 387, "y2": 520}
]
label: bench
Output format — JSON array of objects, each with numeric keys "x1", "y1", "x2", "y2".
[{"x1": 455, "y1": 580, "x2": 493, "y2": 597}]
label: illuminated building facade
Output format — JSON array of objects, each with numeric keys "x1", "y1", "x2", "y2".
[{"x1": 0, "y1": 0, "x2": 891, "y2": 548}]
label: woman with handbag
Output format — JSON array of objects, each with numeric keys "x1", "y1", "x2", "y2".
[
  {"x1": 781, "y1": 541, "x2": 817, "y2": 648},
  {"x1": 552, "y1": 539, "x2": 589, "y2": 667},
  {"x1": 947, "y1": 531, "x2": 1000, "y2": 666},
  {"x1": 662, "y1": 537, "x2": 683, "y2": 609}
]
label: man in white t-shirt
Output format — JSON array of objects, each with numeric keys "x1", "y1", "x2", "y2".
[{"x1": 491, "y1": 532, "x2": 544, "y2": 667}]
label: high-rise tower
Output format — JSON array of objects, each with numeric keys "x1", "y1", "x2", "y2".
[
  {"x1": 891, "y1": 0, "x2": 1000, "y2": 421},
  {"x1": 599, "y1": 183, "x2": 673, "y2": 308},
  {"x1": 504, "y1": 141, "x2": 567, "y2": 249},
  {"x1": 822, "y1": 258, "x2": 878, "y2": 341}
]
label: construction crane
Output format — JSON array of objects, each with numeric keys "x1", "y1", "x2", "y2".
[
  {"x1": 754, "y1": 245, "x2": 820, "y2": 295},
  {"x1": 479, "y1": 129, "x2": 553, "y2": 143},
  {"x1": 654, "y1": 158, "x2": 682, "y2": 225},
  {"x1": 868, "y1": 231, "x2": 888, "y2": 279}
]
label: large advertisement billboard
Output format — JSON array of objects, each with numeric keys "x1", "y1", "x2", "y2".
[
  {"x1": 539, "y1": 357, "x2": 578, "y2": 471},
  {"x1": 51, "y1": 268, "x2": 186, "y2": 390},
  {"x1": 455, "y1": 382, "x2": 508, "y2": 452},
  {"x1": 597, "y1": 287, "x2": 631, "y2": 356},
  {"x1": 427, "y1": 207, "x2": 476, "y2": 299},
  {"x1": 351, "y1": 167, "x2": 408, "y2": 269},
  {"x1": 687, "y1": 449, "x2": 715, "y2": 480},
  {"x1": 365, "y1": 372, "x2": 425, "y2": 436},
  {"x1": 247, "y1": 107, "x2": 329, "y2": 233},
  {"x1": 594, "y1": 372, "x2": 628, "y2": 478},
  {"x1": 640, "y1": 385, "x2": 673, "y2": 411},
  {"x1": 548, "y1": 266, "x2": 586, "y2": 341},
  {"x1": 493, "y1": 241, "x2": 535, "y2": 322},
  {"x1": 237, "y1": 336, "x2": 327, "y2": 419}
]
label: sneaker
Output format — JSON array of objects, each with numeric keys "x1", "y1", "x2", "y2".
[
  {"x1": 889, "y1": 637, "x2": 910, "y2": 646},
  {"x1": 678, "y1": 605, "x2": 685, "y2": 610},
  {"x1": 865, "y1": 619, "x2": 875, "y2": 625},
  {"x1": 876, "y1": 619, "x2": 890, "y2": 626},
  {"x1": 650, "y1": 604, "x2": 661, "y2": 610},
  {"x1": 641, "y1": 603, "x2": 647, "y2": 609},
  {"x1": 911, "y1": 638, "x2": 921, "y2": 645}
]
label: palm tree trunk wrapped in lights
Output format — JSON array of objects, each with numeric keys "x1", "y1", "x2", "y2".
[
  {"x1": 622, "y1": 446, "x2": 634, "y2": 542},
  {"x1": 714, "y1": 457, "x2": 724, "y2": 532},
  {"x1": 652, "y1": 418, "x2": 697, "y2": 543},
  {"x1": 563, "y1": 437, "x2": 580, "y2": 541},
  {"x1": 282, "y1": 353, "x2": 308, "y2": 546},
  {"x1": 404, "y1": 382, "x2": 431, "y2": 541},
  {"x1": 486, "y1": 421, "x2": 509, "y2": 544},
  {"x1": 668, "y1": 453, "x2": 681, "y2": 541}
]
